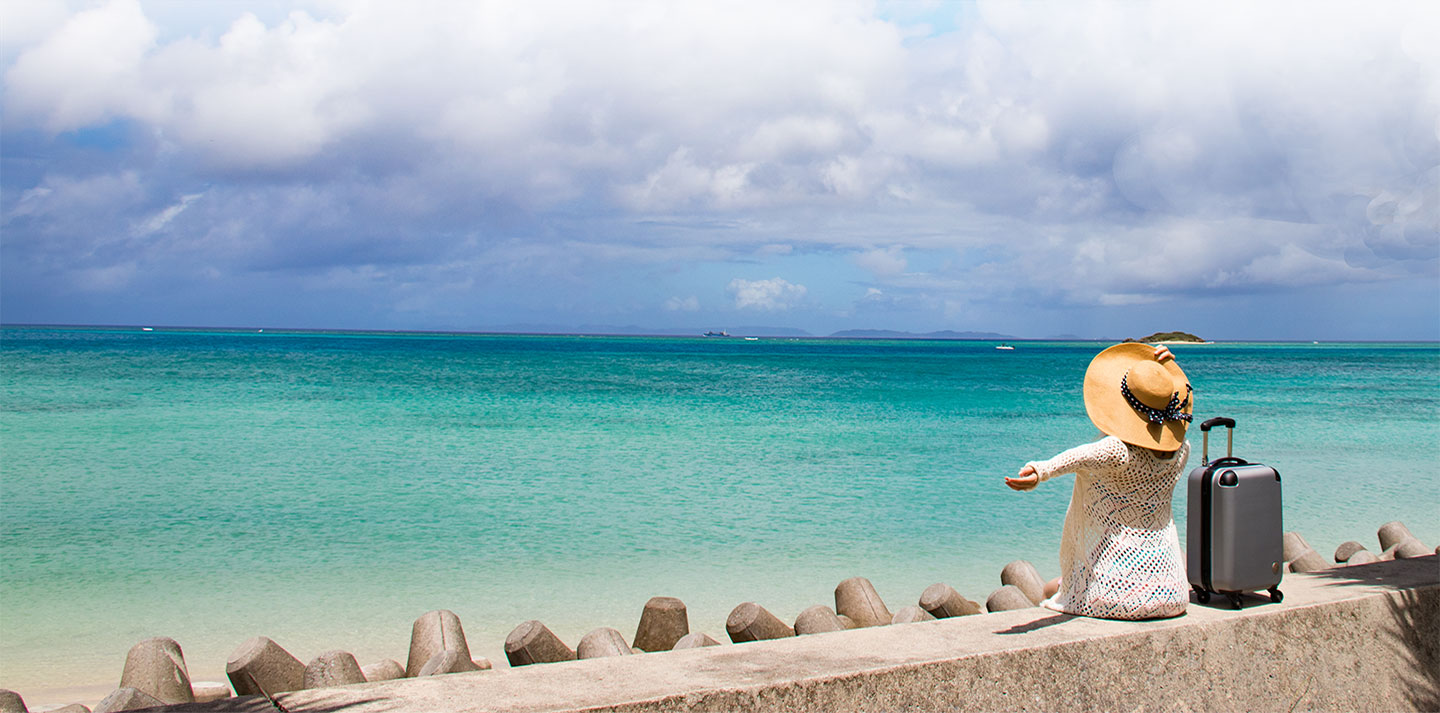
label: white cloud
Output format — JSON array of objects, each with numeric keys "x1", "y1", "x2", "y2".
[
  {"x1": 7, "y1": 1, "x2": 1434, "y2": 224},
  {"x1": 1013, "y1": 215, "x2": 1391, "y2": 309},
  {"x1": 4, "y1": 0, "x2": 157, "y2": 131},
  {"x1": 2, "y1": 171, "x2": 145, "y2": 230},
  {"x1": 738, "y1": 115, "x2": 856, "y2": 161},
  {"x1": 72, "y1": 261, "x2": 138, "y2": 292},
  {"x1": 134, "y1": 192, "x2": 204, "y2": 236},
  {"x1": 1097, "y1": 293, "x2": 1166, "y2": 307},
  {"x1": 755, "y1": 244, "x2": 794, "y2": 256},
  {"x1": 854, "y1": 286, "x2": 895, "y2": 310},
  {"x1": 854, "y1": 245, "x2": 908, "y2": 278},
  {"x1": 665, "y1": 295, "x2": 700, "y2": 312},
  {"x1": 621, "y1": 148, "x2": 760, "y2": 210},
  {"x1": 728, "y1": 277, "x2": 807, "y2": 311},
  {"x1": 0, "y1": 0, "x2": 70, "y2": 62}
]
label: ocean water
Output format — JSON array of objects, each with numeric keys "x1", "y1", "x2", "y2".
[{"x1": 1, "y1": 326, "x2": 1437, "y2": 703}]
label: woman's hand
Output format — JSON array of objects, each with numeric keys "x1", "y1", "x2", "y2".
[
  {"x1": 1006, "y1": 465, "x2": 1039, "y2": 491},
  {"x1": 1153, "y1": 345, "x2": 1174, "y2": 363}
]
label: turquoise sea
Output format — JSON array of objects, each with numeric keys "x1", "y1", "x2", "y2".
[{"x1": 2, "y1": 326, "x2": 1437, "y2": 704}]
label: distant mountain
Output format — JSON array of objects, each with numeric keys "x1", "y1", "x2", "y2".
[
  {"x1": 727, "y1": 325, "x2": 813, "y2": 337},
  {"x1": 829, "y1": 329, "x2": 1016, "y2": 340},
  {"x1": 488, "y1": 324, "x2": 813, "y2": 337},
  {"x1": 486, "y1": 323, "x2": 675, "y2": 335},
  {"x1": 478, "y1": 323, "x2": 1041, "y2": 340},
  {"x1": 582, "y1": 325, "x2": 701, "y2": 336},
  {"x1": 678, "y1": 325, "x2": 814, "y2": 337}
]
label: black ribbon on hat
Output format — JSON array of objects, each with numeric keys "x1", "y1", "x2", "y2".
[{"x1": 1120, "y1": 372, "x2": 1193, "y2": 424}]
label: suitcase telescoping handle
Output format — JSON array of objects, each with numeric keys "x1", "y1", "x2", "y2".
[{"x1": 1200, "y1": 417, "x2": 1237, "y2": 467}]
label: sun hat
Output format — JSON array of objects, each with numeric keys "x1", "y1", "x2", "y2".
[{"x1": 1083, "y1": 343, "x2": 1193, "y2": 451}]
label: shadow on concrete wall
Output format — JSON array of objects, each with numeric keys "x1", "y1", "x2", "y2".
[
  {"x1": 994, "y1": 613, "x2": 1073, "y2": 634},
  {"x1": 1305, "y1": 556, "x2": 1433, "y2": 590},
  {"x1": 160, "y1": 691, "x2": 398, "y2": 713},
  {"x1": 1386, "y1": 588, "x2": 1440, "y2": 712},
  {"x1": 1307, "y1": 558, "x2": 1439, "y2": 712}
]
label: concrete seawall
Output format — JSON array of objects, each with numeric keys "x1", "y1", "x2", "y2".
[{"x1": 176, "y1": 557, "x2": 1437, "y2": 713}]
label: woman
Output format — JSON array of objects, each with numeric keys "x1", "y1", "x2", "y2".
[{"x1": 1005, "y1": 343, "x2": 1192, "y2": 620}]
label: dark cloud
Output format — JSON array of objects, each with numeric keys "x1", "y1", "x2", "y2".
[{"x1": 2, "y1": 0, "x2": 1436, "y2": 338}]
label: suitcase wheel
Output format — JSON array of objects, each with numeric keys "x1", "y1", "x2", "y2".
[
  {"x1": 1193, "y1": 586, "x2": 1210, "y2": 604},
  {"x1": 1228, "y1": 593, "x2": 1244, "y2": 610},
  {"x1": 1268, "y1": 587, "x2": 1283, "y2": 604}
]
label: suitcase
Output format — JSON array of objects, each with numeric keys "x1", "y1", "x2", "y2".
[{"x1": 1186, "y1": 417, "x2": 1284, "y2": 609}]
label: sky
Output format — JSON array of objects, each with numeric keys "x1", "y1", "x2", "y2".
[{"x1": 1, "y1": 1, "x2": 1437, "y2": 340}]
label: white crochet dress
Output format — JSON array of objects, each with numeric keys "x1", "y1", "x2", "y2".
[{"x1": 1026, "y1": 436, "x2": 1189, "y2": 620}]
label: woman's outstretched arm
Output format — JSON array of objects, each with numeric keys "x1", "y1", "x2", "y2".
[{"x1": 1006, "y1": 438, "x2": 1128, "y2": 491}]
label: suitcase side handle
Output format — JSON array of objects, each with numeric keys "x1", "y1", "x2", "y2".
[
  {"x1": 1200, "y1": 417, "x2": 1236, "y2": 431},
  {"x1": 1207, "y1": 456, "x2": 1248, "y2": 467}
]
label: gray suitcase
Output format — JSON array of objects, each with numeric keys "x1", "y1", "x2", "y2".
[{"x1": 1186, "y1": 417, "x2": 1284, "y2": 609}]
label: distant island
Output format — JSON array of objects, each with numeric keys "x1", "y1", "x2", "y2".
[
  {"x1": 829, "y1": 329, "x2": 1016, "y2": 340},
  {"x1": 1125, "y1": 331, "x2": 1210, "y2": 344}
]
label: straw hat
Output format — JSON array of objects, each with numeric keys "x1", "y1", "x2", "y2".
[{"x1": 1083, "y1": 343, "x2": 1193, "y2": 451}]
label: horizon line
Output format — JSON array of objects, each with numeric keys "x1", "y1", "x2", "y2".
[{"x1": 4, "y1": 322, "x2": 1437, "y2": 344}]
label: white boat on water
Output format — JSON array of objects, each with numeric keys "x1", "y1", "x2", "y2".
[
  {"x1": 141, "y1": 327, "x2": 154, "y2": 332},
  {"x1": 995, "y1": 343, "x2": 1014, "y2": 350}
]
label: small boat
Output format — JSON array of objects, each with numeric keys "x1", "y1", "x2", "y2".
[
  {"x1": 744, "y1": 337, "x2": 759, "y2": 341},
  {"x1": 704, "y1": 330, "x2": 730, "y2": 337},
  {"x1": 141, "y1": 327, "x2": 154, "y2": 332},
  {"x1": 995, "y1": 343, "x2": 1014, "y2": 350}
]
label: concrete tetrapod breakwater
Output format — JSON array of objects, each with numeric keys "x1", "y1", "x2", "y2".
[{"x1": 140, "y1": 556, "x2": 1436, "y2": 713}]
